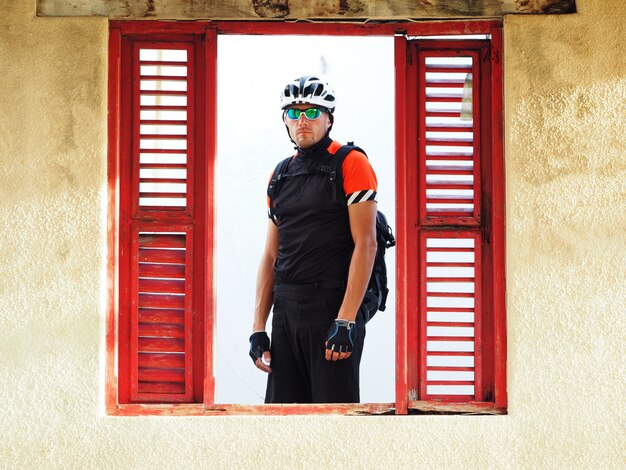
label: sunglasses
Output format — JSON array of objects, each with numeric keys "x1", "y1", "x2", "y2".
[{"x1": 285, "y1": 107, "x2": 324, "y2": 120}]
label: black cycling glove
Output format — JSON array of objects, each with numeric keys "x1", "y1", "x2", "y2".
[
  {"x1": 325, "y1": 319, "x2": 357, "y2": 354},
  {"x1": 249, "y1": 331, "x2": 270, "y2": 365}
]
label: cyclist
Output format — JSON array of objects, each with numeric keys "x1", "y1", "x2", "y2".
[{"x1": 249, "y1": 76, "x2": 378, "y2": 403}]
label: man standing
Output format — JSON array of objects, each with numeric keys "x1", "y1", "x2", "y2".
[{"x1": 249, "y1": 76, "x2": 378, "y2": 403}]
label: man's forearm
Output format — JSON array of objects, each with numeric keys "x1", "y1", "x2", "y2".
[{"x1": 252, "y1": 254, "x2": 275, "y2": 331}]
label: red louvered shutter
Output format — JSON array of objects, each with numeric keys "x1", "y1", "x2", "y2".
[
  {"x1": 411, "y1": 40, "x2": 497, "y2": 404},
  {"x1": 118, "y1": 38, "x2": 208, "y2": 404}
]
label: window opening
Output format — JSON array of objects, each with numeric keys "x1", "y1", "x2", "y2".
[{"x1": 214, "y1": 35, "x2": 396, "y2": 405}]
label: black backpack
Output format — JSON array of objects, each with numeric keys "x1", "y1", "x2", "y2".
[{"x1": 268, "y1": 143, "x2": 395, "y2": 323}]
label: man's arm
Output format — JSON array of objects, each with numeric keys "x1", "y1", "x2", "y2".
[
  {"x1": 326, "y1": 200, "x2": 377, "y2": 361},
  {"x1": 251, "y1": 220, "x2": 279, "y2": 372}
]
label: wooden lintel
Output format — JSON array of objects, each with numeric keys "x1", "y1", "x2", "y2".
[{"x1": 37, "y1": 0, "x2": 576, "y2": 20}]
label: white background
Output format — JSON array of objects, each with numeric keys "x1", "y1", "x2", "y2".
[{"x1": 215, "y1": 35, "x2": 396, "y2": 404}]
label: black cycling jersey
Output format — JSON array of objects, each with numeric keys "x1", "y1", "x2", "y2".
[{"x1": 271, "y1": 136, "x2": 354, "y2": 285}]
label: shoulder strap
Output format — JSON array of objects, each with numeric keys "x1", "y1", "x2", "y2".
[
  {"x1": 267, "y1": 156, "x2": 293, "y2": 221},
  {"x1": 267, "y1": 156, "x2": 292, "y2": 200},
  {"x1": 320, "y1": 142, "x2": 367, "y2": 203}
]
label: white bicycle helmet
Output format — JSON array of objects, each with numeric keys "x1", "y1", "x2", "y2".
[{"x1": 279, "y1": 76, "x2": 336, "y2": 113}]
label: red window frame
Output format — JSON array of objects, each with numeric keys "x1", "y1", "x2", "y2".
[{"x1": 106, "y1": 20, "x2": 505, "y2": 415}]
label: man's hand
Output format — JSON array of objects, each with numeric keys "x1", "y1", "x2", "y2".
[
  {"x1": 249, "y1": 332, "x2": 272, "y2": 373},
  {"x1": 325, "y1": 319, "x2": 357, "y2": 361}
]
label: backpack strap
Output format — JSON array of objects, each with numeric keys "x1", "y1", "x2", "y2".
[
  {"x1": 320, "y1": 142, "x2": 367, "y2": 204},
  {"x1": 267, "y1": 156, "x2": 293, "y2": 222}
]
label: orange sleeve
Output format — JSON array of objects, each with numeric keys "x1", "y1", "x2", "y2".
[{"x1": 341, "y1": 150, "x2": 378, "y2": 205}]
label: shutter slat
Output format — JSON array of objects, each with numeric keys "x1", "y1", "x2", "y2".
[
  {"x1": 427, "y1": 293, "x2": 475, "y2": 298},
  {"x1": 139, "y1": 263, "x2": 185, "y2": 279},
  {"x1": 139, "y1": 192, "x2": 187, "y2": 199},
  {"x1": 139, "y1": 278, "x2": 185, "y2": 294},
  {"x1": 140, "y1": 133, "x2": 188, "y2": 139},
  {"x1": 141, "y1": 75, "x2": 188, "y2": 81},
  {"x1": 138, "y1": 382, "x2": 186, "y2": 394},
  {"x1": 141, "y1": 120, "x2": 188, "y2": 125},
  {"x1": 427, "y1": 169, "x2": 474, "y2": 175},
  {"x1": 425, "y1": 80, "x2": 465, "y2": 87},
  {"x1": 140, "y1": 60, "x2": 187, "y2": 66},
  {"x1": 427, "y1": 307, "x2": 474, "y2": 312},
  {"x1": 139, "y1": 233, "x2": 185, "y2": 248},
  {"x1": 139, "y1": 293, "x2": 185, "y2": 309},
  {"x1": 428, "y1": 247, "x2": 474, "y2": 252},
  {"x1": 427, "y1": 111, "x2": 466, "y2": 118},
  {"x1": 426, "y1": 66, "x2": 472, "y2": 72},
  {"x1": 426, "y1": 125, "x2": 473, "y2": 132},
  {"x1": 138, "y1": 322, "x2": 185, "y2": 338},
  {"x1": 427, "y1": 198, "x2": 473, "y2": 204},
  {"x1": 427, "y1": 381, "x2": 475, "y2": 386},
  {"x1": 426, "y1": 140, "x2": 473, "y2": 147},
  {"x1": 140, "y1": 163, "x2": 188, "y2": 170},
  {"x1": 428, "y1": 322, "x2": 475, "y2": 328},
  {"x1": 135, "y1": 148, "x2": 187, "y2": 154},
  {"x1": 138, "y1": 337, "x2": 185, "y2": 353},
  {"x1": 426, "y1": 351, "x2": 475, "y2": 357},
  {"x1": 138, "y1": 308, "x2": 185, "y2": 324},
  {"x1": 138, "y1": 368, "x2": 185, "y2": 383},
  {"x1": 426, "y1": 183, "x2": 473, "y2": 190},
  {"x1": 140, "y1": 90, "x2": 187, "y2": 97},
  {"x1": 139, "y1": 248, "x2": 186, "y2": 264},
  {"x1": 140, "y1": 105, "x2": 188, "y2": 111},
  {"x1": 427, "y1": 262, "x2": 475, "y2": 267},
  {"x1": 140, "y1": 178, "x2": 187, "y2": 184},
  {"x1": 138, "y1": 353, "x2": 185, "y2": 368}
]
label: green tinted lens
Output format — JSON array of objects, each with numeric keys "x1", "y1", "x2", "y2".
[
  {"x1": 304, "y1": 108, "x2": 322, "y2": 119},
  {"x1": 286, "y1": 108, "x2": 302, "y2": 120},
  {"x1": 286, "y1": 108, "x2": 322, "y2": 120}
]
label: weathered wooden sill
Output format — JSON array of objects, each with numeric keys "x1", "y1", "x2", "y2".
[{"x1": 108, "y1": 401, "x2": 505, "y2": 416}]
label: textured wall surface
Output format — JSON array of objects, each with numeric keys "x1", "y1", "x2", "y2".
[{"x1": 0, "y1": 0, "x2": 624, "y2": 468}]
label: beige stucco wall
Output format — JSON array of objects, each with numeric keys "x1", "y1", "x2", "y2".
[{"x1": 0, "y1": 0, "x2": 624, "y2": 468}]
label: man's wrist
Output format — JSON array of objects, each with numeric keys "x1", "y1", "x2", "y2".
[
  {"x1": 334, "y1": 319, "x2": 355, "y2": 328},
  {"x1": 336, "y1": 313, "x2": 357, "y2": 322}
]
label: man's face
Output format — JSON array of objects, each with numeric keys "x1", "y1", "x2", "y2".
[{"x1": 283, "y1": 104, "x2": 332, "y2": 149}]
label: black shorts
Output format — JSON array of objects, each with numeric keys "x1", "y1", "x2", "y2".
[{"x1": 265, "y1": 287, "x2": 366, "y2": 404}]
